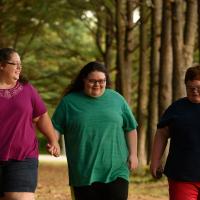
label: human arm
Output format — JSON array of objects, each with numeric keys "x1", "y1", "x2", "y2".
[
  {"x1": 126, "y1": 129, "x2": 138, "y2": 170},
  {"x1": 150, "y1": 126, "x2": 170, "y2": 178},
  {"x1": 54, "y1": 129, "x2": 61, "y2": 140},
  {"x1": 35, "y1": 112, "x2": 60, "y2": 157}
]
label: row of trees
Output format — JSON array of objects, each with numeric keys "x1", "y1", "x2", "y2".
[{"x1": 1, "y1": 0, "x2": 200, "y2": 166}]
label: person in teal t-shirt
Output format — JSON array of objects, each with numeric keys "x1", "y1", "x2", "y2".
[{"x1": 52, "y1": 61, "x2": 138, "y2": 200}]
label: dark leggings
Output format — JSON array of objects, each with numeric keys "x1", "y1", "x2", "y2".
[
  {"x1": 73, "y1": 177, "x2": 128, "y2": 200},
  {"x1": 0, "y1": 166, "x2": 3, "y2": 197}
]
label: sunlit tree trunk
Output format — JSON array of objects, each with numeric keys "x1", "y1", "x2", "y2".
[
  {"x1": 183, "y1": 0, "x2": 197, "y2": 68},
  {"x1": 171, "y1": 0, "x2": 185, "y2": 100},
  {"x1": 158, "y1": 0, "x2": 173, "y2": 164},
  {"x1": 124, "y1": 0, "x2": 135, "y2": 104},
  {"x1": 137, "y1": 0, "x2": 149, "y2": 166},
  {"x1": 159, "y1": 0, "x2": 172, "y2": 117},
  {"x1": 171, "y1": 0, "x2": 197, "y2": 100},
  {"x1": 115, "y1": 0, "x2": 136, "y2": 104},
  {"x1": 147, "y1": 0, "x2": 162, "y2": 164}
]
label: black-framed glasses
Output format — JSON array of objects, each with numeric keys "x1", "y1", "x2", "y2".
[
  {"x1": 87, "y1": 79, "x2": 106, "y2": 85},
  {"x1": 186, "y1": 85, "x2": 200, "y2": 93},
  {"x1": 6, "y1": 62, "x2": 22, "y2": 68}
]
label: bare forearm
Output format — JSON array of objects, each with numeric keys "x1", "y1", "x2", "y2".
[
  {"x1": 36, "y1": 112, "x2": 60, "y2": 156},
  {"x1": 127, "y1": 129, "x2": 137, "y2": 156},
  {"x1": 126, "y1": 129, "x2": 138, "y2": 170},
  {"x1": 36, "y1": 112, "x2": 57, "y2": 143},
  {"x1": 150, "y1": 127, "x2": 169, "y2": 177},
  {"x1": 151, "y1": 127, "x2": 169, "y2": 164},
  {"x1": 55, "y1": 129, "x2": 61, "y2": 141}
]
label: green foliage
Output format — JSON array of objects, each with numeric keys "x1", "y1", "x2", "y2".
[
  {"x1": 37, "y1": 133, "x2": 47, "y2": 154},
  {"x1": 25, "y1": 18, "x2": 100, "y2": 106},
  {"x1": 0, "y1": 0, "x2": 108, "y2": 153}
]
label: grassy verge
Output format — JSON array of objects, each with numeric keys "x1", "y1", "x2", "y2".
[{"x1": 129, "y1": 166, "x2": 168, "y2": 199}]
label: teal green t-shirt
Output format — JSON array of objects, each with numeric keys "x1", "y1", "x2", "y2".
[{"x1": 52, "y1": 89, "x2": 137, "y2": 186}]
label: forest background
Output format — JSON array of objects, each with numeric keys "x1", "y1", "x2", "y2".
[{"x1": 1, "y1": 0, "x2": 200, "y2": 166}]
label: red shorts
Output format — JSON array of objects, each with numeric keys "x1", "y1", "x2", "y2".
[{"x1": 168, "y1": 179, "x2": 200, "y2": 200}]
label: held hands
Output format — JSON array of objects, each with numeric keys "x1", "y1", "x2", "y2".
[
  {"x1": 128, "y1": 154, "x2": 138, "y2": 170},
  {"x1": 46, "y1": 141, "x2": 60, "y2": 157}
]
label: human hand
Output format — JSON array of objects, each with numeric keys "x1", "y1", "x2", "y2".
[
  {"x1": 128, "y1": 154, "x2": 138, "y2": 170},
  {"x1": 150, "y1": 161, "x2": 163, "y2": 179},
  {"x1": 46, "y1": 141, "x2": 60, "y2": 157}
]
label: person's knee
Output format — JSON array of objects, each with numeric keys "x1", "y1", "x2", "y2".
[{"x1": 4, "y1": 192, "x2": 35, "y2": 200}]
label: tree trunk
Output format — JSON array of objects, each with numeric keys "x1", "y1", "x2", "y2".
[
  {"x1": 171, "y1": 0, "x2": 185, "y2": 100},
  {"x1": 183, "y1": 0, "x2": 198, "y2": 68},
  {"x1": 115, "y1": 0, "x2": 125, "y2": 93},
  {"x1": 137, "y1": 0, "x2": 149, "y2": 166},
  {"x1": 96, "y1": 15, "x2": 104, "y2": 60},
  {"x1": 115, "y1": 0, "x2": 135, "y2": 104},
  {"x1": 159, "y1": 0, "x2": 172, "y2": 117},
  {"x1": 104, "y1": 8, "x2": 114, "y2": 71},
  {"x1": 158, "y1": 0, "x2": 173, "y2": 165},
  {"x1": 124, "y1": 0, "x2": 135, "y2": 104},
  {"x1": 147, "y1": 0, "x2": 162, "y2": 164}
]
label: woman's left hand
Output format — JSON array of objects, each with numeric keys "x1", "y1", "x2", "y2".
[
  {"x1": 128, "y1": 154, "x2": 138, "y2": 170},
  {"x1": 46, "y1": 141, "x2": 60, "y2": 157}
]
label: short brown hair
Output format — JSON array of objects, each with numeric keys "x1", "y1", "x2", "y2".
[{"x1": 185, "y1": 64, "x2": 200, "y2": 84}]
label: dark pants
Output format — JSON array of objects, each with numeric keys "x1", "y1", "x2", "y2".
[
  {"x1": 0, "y1": 166, "x2": 3, "y2": 197},
  {"x1": 73, "y1": 177, "x2": 128, "y2": 200}
]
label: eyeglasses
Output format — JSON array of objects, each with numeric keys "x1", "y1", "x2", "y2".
[
  {"x1": 186, "y1": 85, "x2": 200, "y2": 93},
  {"x1": 87, "y1": 79, "x2": 106, "y2": 85},
  {"x1": 6, "y1": 62, "x2": 22, "y2": 69}
]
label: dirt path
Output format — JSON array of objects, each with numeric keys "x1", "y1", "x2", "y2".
[{"x1": 36, "y1": 160, "x2": 168, "y2": 200}]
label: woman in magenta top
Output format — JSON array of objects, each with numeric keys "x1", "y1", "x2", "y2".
[{"x1": 0, "y1": 48, "x2": 60, "y2": 200}]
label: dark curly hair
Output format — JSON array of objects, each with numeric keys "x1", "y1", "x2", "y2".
[
  {"x1": 64, "y1": 61, "x2": 111, "y2": 96},
  {"x1": 0, "y1": 48, "x2": 28, "y2": 84}
]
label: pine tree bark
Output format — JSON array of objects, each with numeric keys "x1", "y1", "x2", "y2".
[
  {"x1": 124, "y1": 0, "x2": 135, "y2": 104},
  {"x1": 183, "y1": 0, "x2": 197, "y2": 68},
  {"x1": 147, "y1": 0, "x2": 162, "y2": 164},
  {"x1": 137, "y1": 0, "x2": 149, "y2": 166},
  {"x1": 171, "y1": 0, "x2": 197, "y2": 100},
  {"x1": 104, "y1": 8, "x2": 114, "y2": 71},
  {"x1": 171, "y1": 0, "x2": 185, "y2": 100},
  {"x1": 115, "y1": 0, "x2": 125, "y2": 93},
  {"x1": 159, "y1": 0, "x2": 172, "y2": 117}
]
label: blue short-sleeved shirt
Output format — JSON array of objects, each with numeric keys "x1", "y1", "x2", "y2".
[{"x1": 158, "y1": 97, "x2": 200, "y2": 181}]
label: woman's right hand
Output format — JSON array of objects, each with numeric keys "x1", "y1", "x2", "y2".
[{"x1": 150, "y1": 161, "x2": 163, "y2": 179}]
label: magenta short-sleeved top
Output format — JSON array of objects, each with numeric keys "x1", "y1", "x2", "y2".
[{"x1": 0, "y1": 81, "x2": 47, "y2": 161}]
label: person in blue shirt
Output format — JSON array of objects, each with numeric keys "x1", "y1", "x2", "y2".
[{"x1": 151, "y1": 64, "x2": 200, "y2": 200}]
